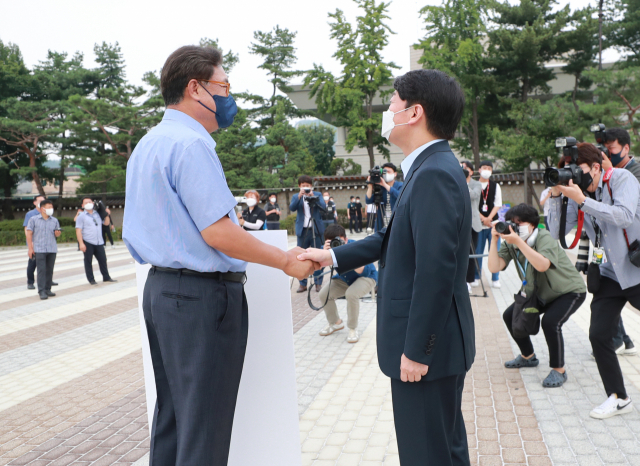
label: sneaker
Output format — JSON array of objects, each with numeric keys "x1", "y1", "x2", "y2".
[
  {"x1": 467, "y1": 283, "x2": 472, "y2": 294},
  {"x1": 590, "y1": 395, "x2": 633, "y2": 419},
  {"x1": 319, "y1": 322, "x2": 344, "y2": 336},
  {"x1": 624, "y1": 341, "x2": 638, "y2": 355},
  {"x1": 491, "y1": 280, "x2": 501, "y2": 289},
  {"x1": 615, "y1": 343, "x2": 626, "y2": 355},
  {"x1": 111, "y1": 245, "x2": 116, "y2": 249},
  {"x1": 505, "y1": 354, "x2": 539, "y2": 368},
  {"x1": 471, "y1": 280, "x2": 480, "y2": 287},
  {"x1": 347, "y1": 329, "x2": 360, "y2": 343}
]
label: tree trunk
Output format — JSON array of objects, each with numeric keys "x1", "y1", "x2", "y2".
[
  {"x1": 571, "y1": 74, "x2": 580, "y2": 112},
  {"x1": 366, "y1": 96, "x2": 375, "y2": 169},
  {"x1": 56, "y1": 154, "x2": 65, "y2": 216},
  {"x1": 524, "y1": 167, "x2": 532, "y2": 206},
  {"x1": 2, "y1": 182, "x2": 14, "y2": 220},
  {"x1": 102, "y1": 182, "x2": 107, "y2": 205},
  {"x1": 472, "y1": 98, "x2": 481, "y2": 170}
]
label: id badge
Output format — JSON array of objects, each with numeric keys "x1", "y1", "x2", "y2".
[
  {"x1": 482, "y1": 204, "x2": 488, "y2": 212},
  {"x1": 592, "y1": 247, "x2": 604, "y2": 264}
]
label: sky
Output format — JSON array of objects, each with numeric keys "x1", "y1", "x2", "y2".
[{"x1": 1, "y1": 0, "x2": 614, "y2": 101}]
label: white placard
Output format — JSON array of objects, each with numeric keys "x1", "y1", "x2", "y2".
[{"x1": 135, "y1": 230, "x2": 301, "y2": 465}]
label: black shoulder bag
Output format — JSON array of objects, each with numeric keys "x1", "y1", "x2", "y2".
[{"x1": 508, "y1": 247, "x2": 542, "y2": 339}]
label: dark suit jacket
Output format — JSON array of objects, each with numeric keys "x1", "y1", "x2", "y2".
[
  {"x1": 289, "y1": 192, "x2": 327, "y2": 238},
  {"x1": 333, "y1": 141, "x2": 475, "y2": 381}
]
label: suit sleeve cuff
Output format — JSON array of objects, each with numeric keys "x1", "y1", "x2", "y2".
[{"x1": 330, "y1": 249, "x2": 339, "y2": 267}]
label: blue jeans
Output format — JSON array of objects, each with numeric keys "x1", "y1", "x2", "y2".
[
  {"x1": 475, "y1": 228, "x2": 500, "y2": 282},
  {"x1": 266, "y1": 221, "x2": 280, "y2": 230},
  {"x1": 297, "y1": 228, "x2": 324, "y2": 287}
]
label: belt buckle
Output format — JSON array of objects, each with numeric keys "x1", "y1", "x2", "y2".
[{"x1": 241, "y1": 273, "x2": 247, "y2": 285}]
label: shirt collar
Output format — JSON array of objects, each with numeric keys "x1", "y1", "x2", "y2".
[
  {"x1": 163, "y1": 109, "x2": 216, "y2": 148},
  {"x1": 400, "y1": 139, "x2": 445, "y2": 176}
]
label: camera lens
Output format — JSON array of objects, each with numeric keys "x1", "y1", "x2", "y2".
[{"x1": 495, "y1": 222, "x2": 508, "y2": 234}]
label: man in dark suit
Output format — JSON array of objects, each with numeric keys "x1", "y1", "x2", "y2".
[
  {"x1": 290, "y1": 175, "x2": 327, "y2": 293},
  {"x1": 299, "y1": 69, "x2": 475, "y2": 466}
]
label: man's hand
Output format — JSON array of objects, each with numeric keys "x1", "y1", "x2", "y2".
[
  {"x1": 481, "y1": 216, "x2": 493, "y2": 227},
  {"x1": 379, "y1": 178, "x2": 391, "y2": 191},
  {"x1": 283, "y1": 247, "x2": 318, "y2": 280},
  {"x1": 28, "y1": 247, "x2": 34, "y2": 259},
  {"x1": 299, "y1": 187, "x2": 308, "y2": 197},
  {"x1": 297, "y1": 247, "x2": 334, "y2": 268},
  {"x1": 601, "y1": 151, "x2": 613, "y2": 171},
  {"x1": 54, "y1": 230, "x2": 61, "y2": 238},
  {"x1": 556, "y1": 180, "x2": 586, "y2": 205},
  {"x1": 491, "y1": 226, "x2": 501, "y2": 241},
  {"x1": 500, "y1": 226, "x2": 522, "y2": 246},
  {"x1": 323, "y1": 239, "x2": 331, "y2": 251},
  {"x1": 79, "y1": 243, "x2": 87, "y2": 253},
  {"x1": 400, "y1": 354, "x2": 428, "y2": 382}
]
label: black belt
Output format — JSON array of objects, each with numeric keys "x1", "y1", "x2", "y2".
[{"x1": 151, "y1": 266, "x2": 247, "y2": 284}]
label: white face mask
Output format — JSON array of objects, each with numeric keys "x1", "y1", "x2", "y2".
[
  {"x1": 270, "y1": 197, "x2": 276, "y2": 203},
  {"x1": 84, "y1": 203, "x2": 94, "y2": 211},
  {"x1": 246, "y1": 198, "x2": 257, "y2": 207},
  {"x1": 384, "y1": 172, "x2": 395, "y2": 183},
  {"x1": 45, "y1": 208, "x2": 54, "y2": 216},
  {"x1": 323, "y1": 196, "x2": 330, "y2": 202},
  {"x1": 518, "y1": 224, "x2": 532, "y2": 241},
  {"x1": 480, "y1": 169, "x2": 492, "y2": 180},
  {"x1": 381, "y1": 106, "x2": 415, "y2": 140}
]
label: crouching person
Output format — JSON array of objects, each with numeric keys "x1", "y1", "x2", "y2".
[
  {"x1": 317, "y1": 224, "x2": 378, "y2": 344},
  {"x1": 488, "y1": 204, "x2": 586, "y2": 388}
]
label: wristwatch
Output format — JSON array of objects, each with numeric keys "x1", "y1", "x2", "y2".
[{"x1": 578, "y1": 199, "x2": 586, "y2": 210}]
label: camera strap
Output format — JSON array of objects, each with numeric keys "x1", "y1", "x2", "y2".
[
  {"x1": 603, "y1": 168, "x2": 632, "y2": 250},
  {"x1": 559, "y1": 196, "x2": 585, "y2": 249}
]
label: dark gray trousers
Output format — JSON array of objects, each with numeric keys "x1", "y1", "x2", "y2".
[
  {"x1": 27, "y1": 257, "x2": 37, "y2": 285},
  {"x1": 391, "y1": 373, "x2": 470, "y2": 466},
  {"x1": 143, "y1": 268, "x2": 249, "y2": 466},
  {"x1": 35, "y1": 252, "x2": 56, "y2": 292}
]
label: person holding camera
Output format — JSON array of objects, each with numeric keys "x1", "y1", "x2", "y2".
[
  {"x1": 76, "y1": 197, "x2": 117, "y2": 285},
  {"x1": 317, "y1": 224, "x2": 378, "y2": 344},
  {"x1": 26, "y1": 199, "x2": 61, "y2": 300},
  {"x1": 238, "y1": 190, "x2": 266, "y2": 231},
  {"x1": 321, "y1": 191, "x2": 337, "y2": 229},
  {"x1": 290, "y1": 175, "x2": 327, "y2": 293},
  {"x1": 488, "y1": 204, "x2": 586, "y2": 387},
  {"x1": 474, "y1": 160, "x2": 503, "y2": 288},
  {"x1": 365, "y1": 162, "x2": 404, "y2": 232},
  {"x1": 462, "y1": 161, "x2": 482, "y2": 293},
  {"x1": 264, "y1": 193, "x2": 281, "y2": 230},
  {"x1": 548, "y1": 142, "x2": 640, "y2": 418}
]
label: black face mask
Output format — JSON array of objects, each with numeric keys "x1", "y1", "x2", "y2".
[
  {"x1": 462, "y1": 168, "x2": 470, "y2": 178},
  {"x1": 579, "y1": 171, "x2": 594, "y2": 192}
]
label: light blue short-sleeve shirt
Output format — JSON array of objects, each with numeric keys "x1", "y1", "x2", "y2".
[{"x1": 123, "y1": 109, "x2": 246, "y2": 273}]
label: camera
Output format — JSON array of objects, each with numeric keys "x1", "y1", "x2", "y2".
[
  {"x1": 329, "y1": 237, "x2": 345, "y2": 249},
  {"x1": 495, "y1": 221, "x2": 519, "y2": 235},
  {"x1": 94, "y1": 200, "x2": 108, "y2": 221},
  {"x1": 590, "y1": 123, "x2": 609, "y2": 158},
  {"x1": 368, "y1": 166, "x2": 384, "y2": 184},
  {"x1": 544, "y1": 137, "x2": 585, "y2": 188}
]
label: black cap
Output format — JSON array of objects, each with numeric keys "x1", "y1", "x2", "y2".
[{"x1": 479, "y1": 160, "x2": 493, "y2": 169}]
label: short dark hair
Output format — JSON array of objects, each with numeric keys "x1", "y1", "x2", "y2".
[
  {"x1": 356, "y1": 196, "x2": 361, "y2": 199},
  {"x1": 393, "y1": 69, "x2": 465, "y2": 140},
  {"x1": 161, "y1": 45, "x2": 223, "y2": 106},
  {"x1": 40, "y1": 199, "x2": 53, "y2": 207},
  {"x1": 479, "y1": 160, "x2": 493, "y2": 169},
  {"x1": 324, "y1": 224, "x2": 347, "y2": 241},
  {"x1": 576, "y1": 143, "x2": 603, "y2": 168},
  {"x1": 81, "y1": 196, "x2": 93, "y2": 203},
  {"x1": 298, "y1": 175, "x2": 313, "y2": 186},
  {"x1": 382, "y1": 162, "x2": 397, "y2": 172},
  {"x1": 461, "y1": 160, "x2": 474, "y2": 171},
  {"x1": 268, "y1": 192, "x2": 278, "y2": 197},
  {"x1": 350, "y1": 196, "x2": 355, "y2": 199},
  {"x1": 605, "y1": 127, "x2": 631, "y2": 148},
  {"x1": 34, "y1": 195, "x2": 45, "y2": 201},
  {"x1": 505, "y1": 204, "x2": 540, "y2": 227}
]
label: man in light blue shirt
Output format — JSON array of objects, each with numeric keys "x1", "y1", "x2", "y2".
[
  {"x1": 123, "y1": 45, "x2": 315, "y2": 466},
  {"x1": 23, "y1": 195, "x2": 44, "y2": 290},
  {"x1": 76, "y1": 197, "x2": 116, "y2": 285}
]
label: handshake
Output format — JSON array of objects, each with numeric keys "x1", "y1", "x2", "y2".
[{"x1": 282, "y1": 247, "x2": 335, "y2": 280}]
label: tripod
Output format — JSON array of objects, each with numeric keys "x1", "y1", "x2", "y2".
[
  {"x1": 469, "y1": 239, "x2": 488, "y2": 298},
  {"x1": 365, "y1": 185, "x2": 388, "y2": 234},
  {"x1": 301, "y1": 197, "x2": 326, "y2": 290}
]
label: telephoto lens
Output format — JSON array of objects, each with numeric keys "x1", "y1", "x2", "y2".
[
  {"x1": 575, "y1": 231, "x2": 590, "y2": 274},
  {"x1": 330, "y1": 237, "x2": 345, "y2": 249},
  {"x1": 495, "y1": 221, "x2": 519, "y2": 235}
]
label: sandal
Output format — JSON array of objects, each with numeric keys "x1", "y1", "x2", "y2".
[
  {"x1": 542, "y1": 370, "x2": 567, "y2": 388},
  {"x1": 505, "y1": 354, "x2": 539, "y2": 368}
]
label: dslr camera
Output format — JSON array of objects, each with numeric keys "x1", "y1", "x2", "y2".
[
  {"x1": 94, "y1": 200, "x2": 108, "y2": 221},
  {"x1": 544, "y1": 137, "x2": 585, "y2": 188},
  {"x1": 329, "y1": 237, "x2": 346, "y2": 249},
  {"x1": 302, "y1": 187, "x2": 320, "y2": 206},
  {"x1": 590, "y1": 123, "x2": 609, "y2": 158},
  {"x1": 495, "y1": 221, "x2": 519, "y2": 235},
  {"x1": 368, "y1": 166, "x2": 384, "y2": 184}
]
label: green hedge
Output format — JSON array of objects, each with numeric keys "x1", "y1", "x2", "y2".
[
  {"x1": 280, "y1": 213, "x2": 297, "y2": 235},
  {"x1": 0, "y1": 219, "x2": 123, "y2": 246}
]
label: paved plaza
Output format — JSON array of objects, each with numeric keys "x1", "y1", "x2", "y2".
[{"x1": 1, "y1": 239, "x2": 640, "y2": 465}]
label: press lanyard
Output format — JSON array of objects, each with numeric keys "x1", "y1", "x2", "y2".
[{"x1": 515, "y1": 251, "x2": 529, "y2": 288}]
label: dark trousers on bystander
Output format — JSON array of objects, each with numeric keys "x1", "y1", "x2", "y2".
[
  {"x1": 297, "y1": 228, "x2": 324, "y2": 288},
  {"x1": 590, "y1": 277, "x2": 640, "y2": 399},
  {"x1": 83, "y1": 242, "x2": 111, "y2": 283},
  {"x1": 35, "y1": 252, "x2": 56, "y2": 293},
  {"x1": 27, "y1": 257, "x2": 37, "y2": 285}
]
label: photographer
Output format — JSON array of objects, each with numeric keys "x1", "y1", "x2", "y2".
[
  {"x1": 238, "y1": 190, "x2": 266, "y2": 231},
  {"x1": 475, "y1": 160, "x2": 502, "y2": 288},
  {"x1": 548, "y1": 142, "x2": 640, "y2": 418},
  {"x1": 488, "y1": 204, "x2": 586, "y2": 388},
  {"x1": 264, "y1": 192, "x2": 281, "y2": 230},
  {"x1": 76, "y1": 197, "x2": 117, "y2": 285},
  {"x1": 290, "y1": 175, "x2": 326, "y2": 292},
  {"x1": 317, "y1": 224, "x2": 378, "y2": 344},
  {"x1": 321, "y1": 191, "x2": 337, "y2": 229},
  {"x1": 462, "y1": 161, "x2": 482, "y2": 293},
  {"x1": 365, "y1": 162, "x2": 403, "y2": 232}
]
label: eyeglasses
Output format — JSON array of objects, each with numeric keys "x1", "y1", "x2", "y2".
[{"x1": 200, "y1": 80, "x2": 230, "y2": 97}]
